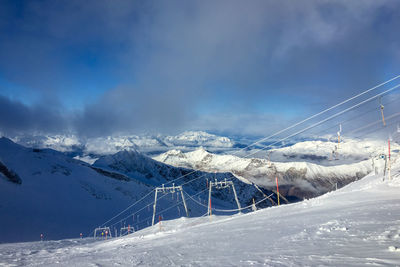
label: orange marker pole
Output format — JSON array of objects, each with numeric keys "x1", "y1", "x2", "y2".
[{"x1": 275, "y1": 176, "x2": 280, "y2": 206}]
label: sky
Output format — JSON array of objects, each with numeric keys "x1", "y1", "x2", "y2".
[{"x1": 0, "y1": 0, "x2": 400, "y2": 138}]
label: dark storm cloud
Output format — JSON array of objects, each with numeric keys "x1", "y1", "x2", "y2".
[
  {"x1": 0, "y1": 0, "x2": 400, "y2": 137},
  {"x1": 0, "y1": 95, "x2": 69, "y2": 136},
  {"x1": 73, "y1": 85, "x2": 193, "y2": 137}
]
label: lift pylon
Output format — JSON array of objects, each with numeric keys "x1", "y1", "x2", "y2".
[
  {"x1": 152, "y1": 184, "x2": 188, "y2": 226},
  {"x1": 94, "y1": 227, "x2": 112, "y2": 239},
  {"x1": 379, "y1": 97, "x2": 386, "y2": 126},
  {"x1": 337, "y1": 124, "x2": 342, "y2": 149},
  {"x1": 120, "y1": 225, "x2": 134, "y2": 236},
  {"x1": 207, "y1": 178, "x2": 241, "y2": 216}
]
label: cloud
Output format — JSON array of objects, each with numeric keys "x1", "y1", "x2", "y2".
[
  {"x1": 0, "y1": 95, "x2": 69, "y2": 136},
  {"x1": 0, "y1": 0, "x2": 400, "y2": 137}
]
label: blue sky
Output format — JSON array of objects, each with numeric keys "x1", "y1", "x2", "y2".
[{"x1": 0, "y1": 0, "x2": 400, "y2": 137}]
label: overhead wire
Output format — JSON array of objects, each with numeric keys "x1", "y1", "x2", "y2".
[
  {"x1": 93, "y1": 75, "x2": 400, "y2": 232},
  {"x1": 182, "y1": 189, "x2": 274, "y2": 212},
  {"x1": 311, "y1": 95, "x2": 400, "y2": 138},
  {"x1": 232, "y1": 74, "x2": 400, "y2": 154},
  {"x1": 132, "y1": 187, "x2": 210, "y2": 228},
  {"x1": 249, "y1": 83, "x2": 400, "y2": 157}
]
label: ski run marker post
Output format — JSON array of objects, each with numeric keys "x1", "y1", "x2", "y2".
[{"x1": 276, "y1": 176, "x2": 280, "y2": 206}]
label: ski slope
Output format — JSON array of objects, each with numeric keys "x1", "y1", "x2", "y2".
[
  {"x1": 0, "y1": 137, "x2": 156, "y2": 243},
  {"x1": 1, "y1": 159, "x2": 400, "y2": 266}
]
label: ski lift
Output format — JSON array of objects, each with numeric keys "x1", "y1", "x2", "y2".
[
  {"x1": 120, "y1": 225, "x2": 134, "y2": 236},
  {"x1": 208, "y1": 179, "x2": 241, "y2": 216},
  {"x1": 379, "y1": 97, "x2": 386, "y2": 126},
  {"x1": 337, "y1": 124, "x2": 342, "y2": 149},
  {"x1": 251, "y1": 198, "x2": 257, "y2": 212},
  {"x1": 152, "y1": 184, "x2": 188, "y2": 226},
  {"x1": 267, "y1": 152, "x2": 272, "y2": 167},
  {"x1": 94, "y1": 227, "x2": 112, "y2": 239}
]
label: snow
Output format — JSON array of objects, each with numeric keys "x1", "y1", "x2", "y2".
[
  {"x1": 0, "y1": 137, "x2": 155, "y2": 243},
  {"x1": 0, "y1": 138, "x2": 261, "y2": 244},
  {"x1": 9, "y1": 131, "x2": 235, "y2": 157},
  {"x1": 164, "y1": 131, "x2": 234, "y2": 148},
  {"x1": 1, "y1": 159, "x2": 400, "y2": 266},
  {"x1": 73, "y1": 155, "x2": 98, "y2": 165},
  {"x1": 153, "y1": 139, "x2": 399, "y2": 199},
  {"x1": 267, "y1": 138, "x2": 396, "y2": 166},
  {"x1": 12, "y1": 134, "x2": 82, "y2": 152}
]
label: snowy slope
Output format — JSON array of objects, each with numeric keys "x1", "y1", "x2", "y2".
[
  {"x1": 0, "y1": 138, "x2": 265, "y2": 243},
  {"x1": 1, "y1": 156, "x2": 400, "y2": 266},
  {"x1": 0, "y1": 137, "x2": 156, "y2": 243},
  {"x1": 154, "y1": 139, "x2": 399, "y2": 200}
]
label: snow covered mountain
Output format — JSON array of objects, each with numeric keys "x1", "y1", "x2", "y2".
[
  {"x1": 93, "y1": 150, "x2": 270, "y2": 212},
  {"x1": 0, "y1": 137, "x2": 154, "y2": 243},
  {"x1": 1, "y1": 154, "x2": 400, "y2": 266},
  {"x1": 154, "y1": 138, "x2": 399, "y2": 200},
  {"x1": 0, "y1": 138, "x2": 263, "y2": 243},
  {"x1": 163, "y1": 131, "x2": 233, "y2": 148},
  {"x1": 12, "y1": 134, "x2": 82, "y2": 152},
  {"x1": 267, "y1": 138, "x2": 396, "y2": 166},
  {"x1": 10, "y1": 131, "x2": 235, "y2": 159}
]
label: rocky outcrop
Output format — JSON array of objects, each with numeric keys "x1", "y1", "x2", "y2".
[{"x1": 0, "y1": 160, "x2": 22, "y2": 184}]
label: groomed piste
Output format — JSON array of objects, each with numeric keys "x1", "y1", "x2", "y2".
[{"x1": 1, "y1": 159, "x2": 399, "y2": 266}]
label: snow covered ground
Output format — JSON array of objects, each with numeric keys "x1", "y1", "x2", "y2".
[{"x1": 1, "y1": 160, "x2": 400, "y2": 266}]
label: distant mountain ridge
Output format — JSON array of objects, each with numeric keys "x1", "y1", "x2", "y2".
[
  {"x1": 154, "y1": 138, "x2": 400, "y2": 200},
  {"x1": 9, "y1": 131, "x2": 235, "y2": 158}
]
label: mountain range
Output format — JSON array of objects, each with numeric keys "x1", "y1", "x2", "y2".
[
  {"x1": 0, "y1": 137, "x2": 266, "y2": 243},
  {"x1": 154, "y1": 138, "x2": 399, "y2": 200}
]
